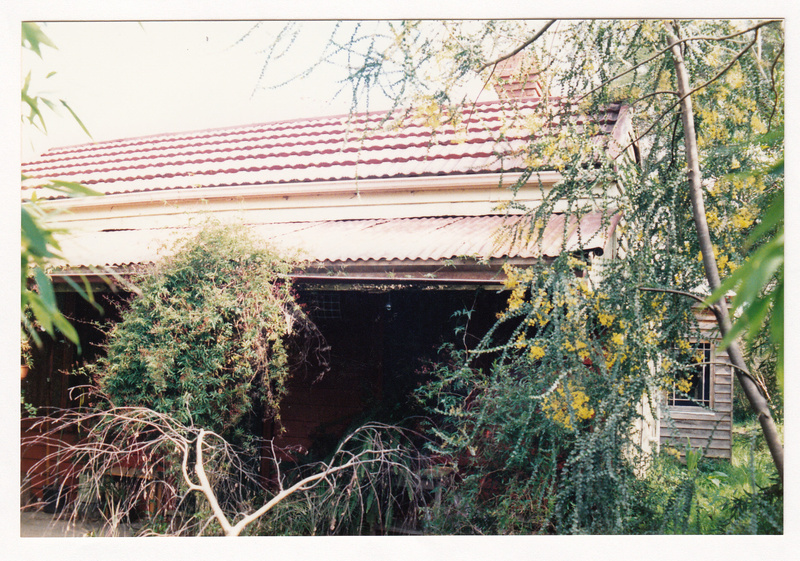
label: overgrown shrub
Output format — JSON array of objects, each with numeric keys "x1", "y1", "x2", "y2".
[
  {"x1": 91, "y1": 222, "x2": 314, "y2": 448},
  {"x1": 415, "y1": 250, "x2": 718, "y2": 534}
]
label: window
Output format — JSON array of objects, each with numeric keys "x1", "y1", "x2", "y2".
[
  {"x1": 308, "y1": 292, "x2": 342, "y2": 320},
  {"x1": 668, "y1": 342, "x2": 712, "y2": 407}
]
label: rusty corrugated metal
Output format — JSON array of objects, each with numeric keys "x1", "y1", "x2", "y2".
[{"x1": 54, "y1": 213, "x2": 619, "y2": 270}]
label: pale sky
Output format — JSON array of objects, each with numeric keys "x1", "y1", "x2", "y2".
[{"x1": 21, "y1": 21, "x2": 394, "y2": 160}]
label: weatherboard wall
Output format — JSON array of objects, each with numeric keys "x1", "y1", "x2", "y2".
[{"x1": 659, "y1": 307, "x2": 734, "y2": 459}]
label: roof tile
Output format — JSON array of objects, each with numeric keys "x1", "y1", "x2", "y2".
[{"x1": 23, "y1": 99, "x2": 624, "y2": 199}]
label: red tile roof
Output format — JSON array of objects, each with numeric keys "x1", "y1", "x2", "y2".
[{"x1": 22, "y1": 98, "x2": 628, "y2": 199}]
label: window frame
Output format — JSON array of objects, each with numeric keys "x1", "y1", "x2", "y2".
[{"x1": 667, "y1": 341, "x2": 714, "y2": 409}]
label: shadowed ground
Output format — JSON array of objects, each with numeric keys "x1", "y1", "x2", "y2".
[{"x1": 20, "y1": 510, "x2": 137, "y2": 537}]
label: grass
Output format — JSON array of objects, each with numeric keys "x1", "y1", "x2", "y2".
[
  {"x1": 665, "y1": 419, "x2": 782, "y2": 534},
  {"x1": 631, "y1": 418, "x2": 782, "y2": 534}
]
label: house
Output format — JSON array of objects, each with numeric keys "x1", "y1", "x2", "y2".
[{"x1": 20, "y1": 64, "x2": 732, "y2": 506}]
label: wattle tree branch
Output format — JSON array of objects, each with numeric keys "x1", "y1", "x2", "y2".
[{"x1": 666, "y1": 23, "x2": 783, "y2": 482}]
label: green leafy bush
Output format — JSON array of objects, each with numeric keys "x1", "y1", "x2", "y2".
[
  {"x1": 92, "y1": 222, "x2": 309, "y2": 448},
  {"x1": 415, "y1": 248, "x2": 723, "y2": 534}
]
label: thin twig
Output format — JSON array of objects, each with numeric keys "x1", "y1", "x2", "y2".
[
  {"x1": 477, "y1": 20, "x2": 556, "y2": 73},
  {"x1": 767, "y1": 41, "x2": 785, "y2": 130},
  {"x1": 693, "y1": 360, "x2": 766, "y2": 395},
  {"x1": 638, "y1": 286, "x2": 706, "y2": 305}
]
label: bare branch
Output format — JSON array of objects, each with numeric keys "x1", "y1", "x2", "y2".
[
  {"x1": 22, "y1": 405, "x2": 426, "y2": 537},
  {"x1": 193, "y1": 429, "x2": 234, "y2": 535},
  {"x1": 478, "y1": 20, "x2": 557, "y2": 73}
]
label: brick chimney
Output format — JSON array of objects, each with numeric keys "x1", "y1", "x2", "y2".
[{"x1": 493, "y1": 52, "x2": 547, "y2": 99}]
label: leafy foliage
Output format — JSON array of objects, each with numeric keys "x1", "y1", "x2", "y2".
[
  {"x1": 21, "y1": 22, "x2": 99, "y2": 349},
  {"x1": 629, "y1": 424, "x2": 782, "y2": 534},
  {"x1": 416, "y1": 251, "x2": 712, "y2": 533},
  {"x1": 92, "y1": 223, "x2": 309, "y2": 447},
  {"x1": 706, "y1": 151, "x2": 784, "y2": 389},
  {"x1": 21, "y1": 23, "x2": 92, "y2": 137}
]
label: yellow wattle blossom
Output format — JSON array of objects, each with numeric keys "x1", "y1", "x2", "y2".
[
  {"x1": 567, "y1": 255, "x2": 587, "y2": 270},
  {"x1": 725, "y1": 65, "x2": 745, "y2": 89},
  {"x1": 732, "y1": 206, "x2": 756, "y2": 230},
  {"x1": 451, "y1": 130, "x2": 469, "y2": 145},
  {"x1": 706, "y1": 209, "x2": 722, "y2": 230},
  {"x1": 542, "y1": 381, "x2": 595, "y2": 431},
  {"x1": 611, "y1": 333, "x2": 624, "y2": 346},
  {"x1": 598, "y1": 312, "x2": 615, "y2": 327},
  {"x1": 641, "y1": 20, "x2": 661, "y2": 41},
  {"x1": 414, "y1": 99, "x2": 443, "y2": 129},
  {"x1": 529, "y1": 345, "x2": 546, "y2": 361},
  {"x1": 675, "y1": 377, "x2": 693, "y2": 394},
  {"x1": 730, "y1": 105, "x2": 747, "y2": 126},
  {"x1": 751, "y1": 113, "x2": 767, "y2": 135},
  {"x1": 508, "y1": 289, "x2": 525, "y2": 311},
  {"x1": 717, "y1": 253, "x2": 730, "y2": 274}
]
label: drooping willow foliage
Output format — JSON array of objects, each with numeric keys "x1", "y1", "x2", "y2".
[{"x1": 250, "y1": 19, "x2": 785, "y2": 533}]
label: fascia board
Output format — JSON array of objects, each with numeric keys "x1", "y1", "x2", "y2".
[{"x1": 33, "y1": 171, "x2": 564, "y2": 213}]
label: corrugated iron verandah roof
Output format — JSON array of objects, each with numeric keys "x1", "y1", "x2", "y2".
[
  {"x1": 54, "y1": 212, "x2": 620, "y2": 276},
  {"x1": 22, "y1": 98, "x2": 629, "y2": 198}
]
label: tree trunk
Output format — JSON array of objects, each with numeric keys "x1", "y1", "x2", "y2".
[{"x1": 667, "y1": 24, "x2": 783, "y2": 482}]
